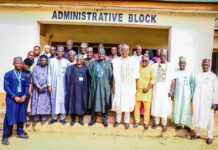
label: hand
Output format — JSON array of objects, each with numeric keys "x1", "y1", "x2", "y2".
[
  {"x1": 38, "y1": 87, "x2": 43, "y2": 93},
  {"x1": 211, "y1": 104, "x2": 217, "y2": 110},
  {"x1": 47, "y1": 86, "x2": 52, "y2": 95},
  {"x1": 143, "y1": 88, "x2": 149, "y2": 93},
  {"x1": 14, "y1": 97, "x2": 21, "y2": 103},
  {"x1": 112, "y1": 88, "x2": 115, "y2": 95},
  {"x1": 20, "y1": 96, "x2": 26, "y2": 103}
]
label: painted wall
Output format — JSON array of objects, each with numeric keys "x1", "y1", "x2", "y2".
[{"x1": 0, "y1": 7, "x2": 215, "y2": 92}]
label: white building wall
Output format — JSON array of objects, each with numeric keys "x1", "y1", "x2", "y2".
[{"x1": 0, "y1": 7, "x2": 215, "y2": 92}]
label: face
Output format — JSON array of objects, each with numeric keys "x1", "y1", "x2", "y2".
[
  {"x1": 40, "y1": 58, "x2": 48, "y2": 67},
  {"x1": 141, "y1": 58, "x2": 149, "y2": 67},
  {"x1": 136, "y1": 47, "x2": 142, "y2": 55},
  {"x1": 66, "y1": 44, "x2": 73, "y2": 50},
  {"x1": 145, "y1": 50, "x2": 149, "y2": 55},
  {"x1": 87, "y1": 51, "x2": 93, "y2": 59},
  {"x1": 68, "y1": 54, "x2": 75, "y2": 62},
  {"x1": 157, "y1": 49, "x2": 161, "y2": 57},
  {"x1": 99, "y1": 44, "x2": 104, "y2": 49},
  {"x1": 122, "y1": 48, "x2": 129, "y2": 58},
  {"x1": 179, "y1": 61, "x2": 186, "y2": 70},
  {"x1": 76, "y1": 58, "x2": 83, "y2": 66},
  {"x1": 44, "y1": 47, "x2": 50, "y2": 54},
  {"x1": 117, "y1": 48, "x2": 122, "y2": 56},
  {"x1": 14, "y1": 61, "x2": 23, "y2": 71},
  {"x1": 50, "y1": 47, "x2": 56, "y2": 56},
  {"x1": 111, "y1": 47, "x2": 117, "y2": 56},
  {"x1": 160, "y1": 54, "x2": 167, "y2": 63},
  {"x1": 27, "y1": 52, "x2": 34, "y2": 60},
  {"x1": 33, "y1": 47, "x2": 40, "y2": 56},
  {"x1": 201, "y1": 61, "x2": 210, "y2": 72},
  {"x1": 56, "y1": 50, "x2": 64, "y2": 58},
  {"x1": 98, "y1": 53, "x2": 105, "y2": 61},
  {"x1": 80, "y1": 47, "x2": 86, "y2": 54},
  {"x1": 22, "y1": 63, "x2": 30, "y2": 71}
]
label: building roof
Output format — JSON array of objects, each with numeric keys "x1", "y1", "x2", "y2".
[{"x1": 0, "y1": 0, "x2": 217, "y2": 12}]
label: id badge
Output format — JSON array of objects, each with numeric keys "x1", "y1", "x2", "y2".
[
  {"x1": 17, "y1": 84, "x2": 21, "y2": 93},
  {"x1": 79, "y1": 77, "x2": 84, "y2": 81}
]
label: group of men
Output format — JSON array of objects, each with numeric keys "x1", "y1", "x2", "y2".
[{"x1": 2, "y1": 40, "x2": 218, "y2": 145}]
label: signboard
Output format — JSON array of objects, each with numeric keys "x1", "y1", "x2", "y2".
[{"x1": 52, "y1": 10, "x2": 157, "y2": 24}]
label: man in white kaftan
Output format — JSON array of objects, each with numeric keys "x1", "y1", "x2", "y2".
[
  {"x1": 112, "y1": 44, "x2": 140, "y2": 129},
  {"x1": 48, "y1": 46, "x2": 70, "y2": 125},
  {"x1": 173, "y1": 56, "x2": 193, "y2": 131},
  {"x1": 131, "y1": 45, "x2": 143, "y2": 65},
  {"x1": 191, "y1": 58, "x2": 218, "y2": 145},
  {"x1": 151, "y1": 49, "x2": 175, "y2": 132}
]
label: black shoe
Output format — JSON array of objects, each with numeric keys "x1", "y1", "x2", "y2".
[
  {"x1": 79, "y1": 116, "x2": 84, "y2": 126},
  {"x1": 133, "y1": 123, "x2": 139, "y2": 128},
  {"x1": 191, "y1": 135, "x2": 201, "y2": 140},
  {"x1": 103, "y1": 121, "x2": 108, "y2": 127},
  {"x1": 88, "y1": 120, "x2": 96, "y2": 126},
  {"x1": 152, "y1": 124, "x2": 158, "y2": 129},
  {"x1": 184, "y1": 126, "x2": 192, "y2": 133},
  {"x1": 70, "y1": 120, "x2": 75, "y2": 126},
  {"x1": 175, "y1": 125, "x2": 182, "y2": 131},
  {"x1": 32, "y1": 121, "x2": 37, "y2": 127},
  {"x1": 17, "y1": 133, "x2": 29, "y2": 139},
  {"x1": 2, "y1": 138, "x2": 9, "y2": 145},
  {"x1": 206, "y1": 138, "x2": 213, "y2": 145},
  {"x1": 23, "y1": 130, "x2": 28, "y2": 136},
  {"x1": 60, "y1": 120, "x2": 67, "y2": 125},
  {"x1": 48, "y1": 119, "x2": 57, "y2": 125},
  {"x1": 162, "y1": 125, "x2": 167, "y2": 132},
  {"x1": 124, "y1": 123, "x2": 130, "y2": 129},
  {"x1": 113, "y1": 122, "x2": 120, "y2": 128},
  {"x1": 41, "y1": 121, "x2": 46, "y2": 125}
]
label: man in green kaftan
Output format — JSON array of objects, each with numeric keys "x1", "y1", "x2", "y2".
[
  {"x1": 173, "y1": 56, "x2": 193, "y2": 131},
  {"x1": 88, "y1": 48, "x2": 113, "y2": 127}
]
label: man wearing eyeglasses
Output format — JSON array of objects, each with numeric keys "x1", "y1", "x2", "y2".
[{"x1": 134, "y1": 54, "x2": 156, "y2": 129}]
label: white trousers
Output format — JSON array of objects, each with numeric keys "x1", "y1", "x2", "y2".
[
  {"x1": 116, "y1": 112, "x2": 130, "y2": 123},
  {"x1": 194, "y1": 114, "x2": 214, "y2": 139},
  {"x1": 154, "y1": 117, "x2": 167, "y2": 126}
]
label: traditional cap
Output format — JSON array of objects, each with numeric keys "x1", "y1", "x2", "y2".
[
  {"x1": 179, "y1": 56, "x2": 186, "y2": 62},
  {"x1": 40, "y1": 54, "x2": 48, "y2": 60},
  {"x1": 24, "y1": 58, "x2": 34, "y2": 66},
  {"x1": 69, "y1": 50, "x2": 76, "y2": 55},
  {"x1": 98, "y1": 48, "x2": 105, "y2": 54},
  {"x1": 87, "y1": 47, "x2": 93, "y2": 52},
  {"x1": 66, "y1": 40, "x2": 73, "y2": 46},
  {"x1": 57, "y1": 45, "x2": 64, "y2": 52},
  {"x1": 122, "y1": 44, "x2": 129, "y2": 50},
  {"x1": 77, "y1": 53, "x2": 84, "y2": 59},
  {"x1": 160, "y1": 49, "x2": 167, "y2": 56},
  {"x1": 118, "y1": 44, "x2": 123, "y2": 49},
  {"x1": 43, "y1": 45, "x2": 50, "y2": 49},
  {"x1": 136, "y1": 44, "x2": 142, "y2": 49},
  {"x1": 80, "y1": 43, "x2": 87, "y2": 48},
  {"x1": 14, "y1": 56, "x2": 22, "y2": 63}
]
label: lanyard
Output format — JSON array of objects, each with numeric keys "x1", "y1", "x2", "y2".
[
  {"x1": 14, "y1": 70, "x2": 22, "y2": 82},
  {"x1": 14, "y1": 70, "x2": 22, "y2": 92}
]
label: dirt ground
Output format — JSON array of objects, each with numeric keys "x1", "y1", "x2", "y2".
[{"x1": 0, "y1": 122, "x2": 218, "y2": 150}]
